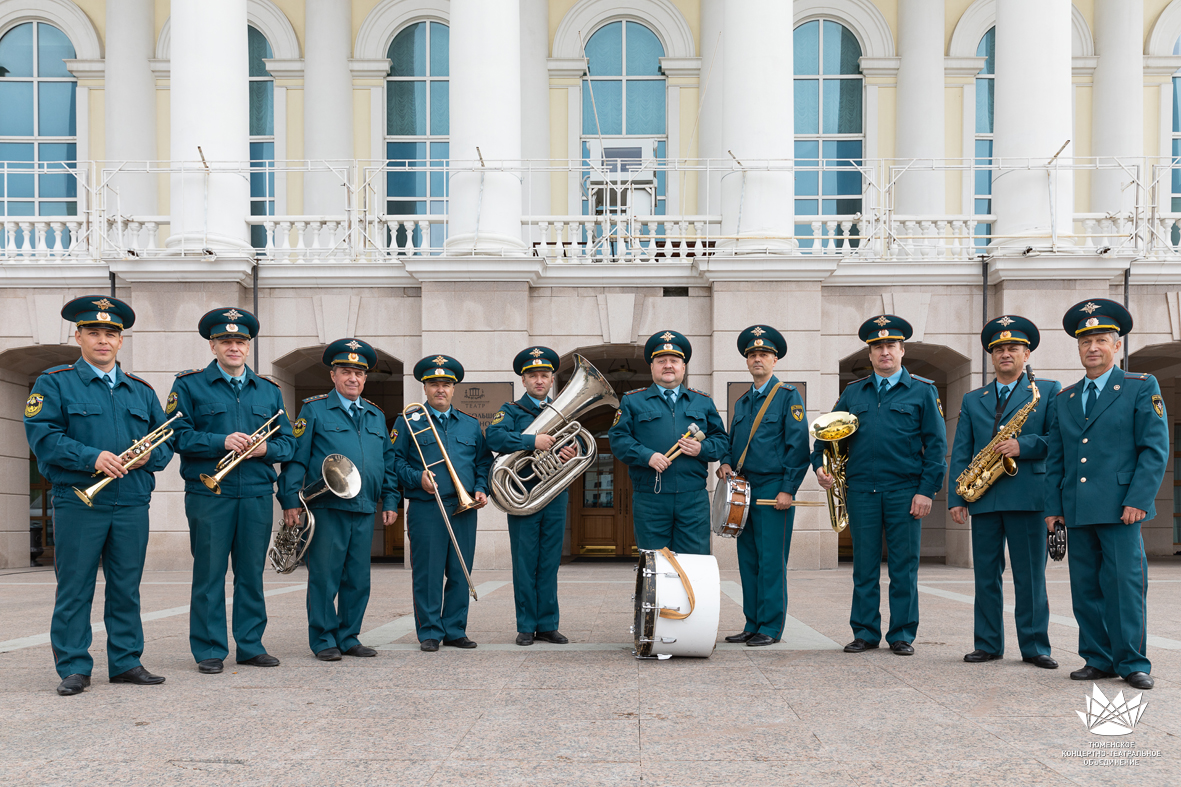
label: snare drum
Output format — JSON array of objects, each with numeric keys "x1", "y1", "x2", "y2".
[
  {"x1": 632, "y1": 548, "x2": 720, "y2": 659},
  {"x1": 711, "y1": 473, "x2": 751, "y2": 538}
]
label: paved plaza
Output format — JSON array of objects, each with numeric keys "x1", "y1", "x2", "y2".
[{"x1": 1, "y1": 557, "x2": 1178, "y2": 786}]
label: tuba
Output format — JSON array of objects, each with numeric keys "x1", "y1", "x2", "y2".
[
  {"x1": 810, "y1": 411, "x2": 859, "y2": 533},
  {"x1": 490, "y1": 355, "x2": 620, "y2": 516},
  {"x1": 955, "y1": 367, "x2": 1040, "y2": 503},
  {"x1": 268, "y1": 453, "x2": 361, "y2": 574}
]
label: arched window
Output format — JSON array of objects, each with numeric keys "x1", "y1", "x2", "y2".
[
  {"x1": 248, "y1": 25, "x2": 275, "y2": 249},
  {"x1": 974, "y1": 27, "x2": 995, "y2": 247},
  {"x1": 793, "y1": 19, "x2": 863, "y2": 248},
  {"x1": 0, "y1": 21, "x2": 77, "y2": 248},
  {"x1": 385, "y1": 20, "x2": 449, "y2": 250},
  {"x1": 581, "y1": 20, "x2": 667, "y2": 217}
]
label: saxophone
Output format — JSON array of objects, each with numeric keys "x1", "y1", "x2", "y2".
[{"x1": 954, "y1": 368, "x2": 1040, "y2": 503}]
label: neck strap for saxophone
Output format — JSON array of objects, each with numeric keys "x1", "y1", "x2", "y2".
[{"x1": 735, "y1": 382, "x2": 784, "y2": 474}]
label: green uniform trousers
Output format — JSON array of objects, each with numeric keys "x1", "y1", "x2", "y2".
[
  {"x1": 1068, "y1": 523, "x2": 1150, "y2": 677},
  {"x1": 737, "y1": 477, "x2": 795, "y2": 639},
  {"x1": 185, "y1": 494, "x2": 273, "y2": 663},
  {"x1": 632, "y1": 489, "x2": 710, "y2": 556},
  {"x1": 507, "y1": 490, "x2": 566, "y2": 634},
  {"x1": 305, "y1": 508, "x2": 373, "y2": 654},
  {"x1": 847, "y1": 487, "x2": 921, "y2": 645},
  {"x1": 407, "y1": 497, "x2": 477, "y2": 642},
  {"x1": 51, "y1": 496, "x2": 150, "y2": 678},
  {"x1": 970, "y1": 510, "x2": 1051, "y2": 658}
]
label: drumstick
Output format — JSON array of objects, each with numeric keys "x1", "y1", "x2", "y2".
[
  {"x1": 663, "y1": 426, "x2": 694, "y2": 458},
  {"x1": 756, "y1": 499, "x2": 825, "y2": 506},
  {"x1": 667, "y1": 423, "x2": 704, "y2": 461}
]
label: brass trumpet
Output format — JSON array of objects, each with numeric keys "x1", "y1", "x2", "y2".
[
  {"x1": 201, "y1": 409, "x2": 285, "y2": 494},
  {"x1": 74, "y1": 412, "x2": 183, "y2": 507},
  {"x1": 810, "y1": 411, "x2": 859, "y2": 533},
  {"x1": 402, "y1": 403, "x2": 481, "y2": 600}
]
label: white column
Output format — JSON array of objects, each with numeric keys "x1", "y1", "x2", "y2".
[
  {"x1": 1091, "y1": 0, "x2": 1143, "y2": 215},
  {"x1": 519, "y1": 0, "x2": 549, "y2": 217},
  {"x1": 304, "y1": 0, "x2": 353, "y2": 214},
  {"x1": 991, "y1": 0, "x2": 1073, "y2": 246},
  {"x1": 719, "y1": 0, "x2": 793, "y2": 251},
  {"x1": 167, "y1": 0, "x2": 252, "y2": 252},
  {"x1": 894, "y1": 0, "x2": 944, "y2": 216},
  {"x1": 105, "y1": 0, "x2": 158, "y2": 215},
  {"x1": 444, "y1": 0, "x2": 527, "y2": 254}
]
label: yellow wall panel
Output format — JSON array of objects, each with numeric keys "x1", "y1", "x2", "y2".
[
  {"x1": 873, "y1": 0, "x2": 898, "y2": 47},
  {"x1": 549, "y1": 86, "x2": 568, "y2": 214},
  {"x1": 353, "y1": 0, "x2": 381, "y2": 49},
  {"x1": 272, "y1": 0, "x2": 306, "y2": 52},
  {"x1": 156, "y1": 84, "x2": 169, "y2": 213},
  {"x1": 877, "y1": 87, "x2": 896, "y2": 161},
  {"x1": 353, "y1": 87, "x2": 370, "y2": 166},
  {"x1": 1146, "y1": 0, "x2": 1172, "y2": 43},
  {"x1": 72, "y1": 0, "x2": 105, "y2": 47},
  {"x1": 287, "y1": 87, "x2": 304, "y2": 214},
  {"x1": 945, "y1": 85, "x2": 963, "y2": 214},
  {"x1": 945, "y1": 0, "x2": 975, "y2": 52},
  {"x1": 1073, "y1": 84, "x2": 1092, "y2": 212},
  {"x1": 89, "y1": 89, "x2": 104, "y2": 163}
]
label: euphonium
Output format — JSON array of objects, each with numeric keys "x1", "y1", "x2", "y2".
[
  {"x1": 490, "y1": 355, "x2": 620, "y2": 516},
  {"x1": 200, "y1": 409, "x2": 285, "y2": 494},
  {"x1": 73, "y1": 412, "x2": 183, "y2": 507},
  {"x1": 955, "y1": 367, "x2": 1040, "y2": 503},
  {"x1": 810, "y1": 411, "x2": 859, "y2": 533},
  {"x1": 268, "y1": 453, "x2": 361, "y2": 574}
]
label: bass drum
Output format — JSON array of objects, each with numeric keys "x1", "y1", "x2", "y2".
[
  {"x1": 632, "y1": 548, "x2": 720, "y2": 659},
  {"x1": 710, "y1": 474, "x2": 751, "y2": 538}
]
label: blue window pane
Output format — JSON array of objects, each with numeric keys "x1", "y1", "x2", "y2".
[
  {"x1": 793, "y1": 21, "x2": 819, "y2": 75},
  {"x1": 625, "y1": 22, "x2": 664, "y2": 76},
  {"x1": 976, "y1": 78, "x2": 994, "y2": 134},
  {"x1": 796, "y1": 199, "x2": 818, "y2": 215},
  {"x1": 430, "y1": 141, "x2": 448, "y2": 165},
  {"x1": 249, "y1": 141, "x2": 274, "y2": 160},
  {"x1": 0, "y1": 143, "x2": 34, "y2": 161},
  {"x1": 430, "y1": 80, "x2": 448, "y2": 135},
  {"x1": 388, "y1": 169, "x2": 427, "y2": 198},
  {"x1": 822, "y1": 139, "x2": 862, "y2": 166},
  {"x1": 6, "y1": 201, "x2": 35, "y2": 215},
  {"x1": 822, "y1": 79, "x2": 862, "y2": 134},
  {"x1": 387, "y1": 200, "x2": 427, "y2": 215},
  {"x1": 976, "y1": 28, "x2": 995, "y2": 75},
  {"x1": 794, "y1": 80, "x2": 819, "y2": 135},
  {"x1": 39, "y1": 172, "x2": 76, "y2": 198},
  {"x1": 656, "y1": 141, "x2": 666, "y2": 196},
  {"x1": 823, "y1": 198, "x2": 861, "y2": 215},
  {"x1": 823, "y1": 169, "x2": 861, "y2": 196},
  {"x1": 39, "y1": 142, "x2": 75, "y2": 163},
  {"x1": 795, "y1": 139, "x2": 819, "y2": 165},
  {"x1": 586, "y1": 21, "x2": 622, "y2": 76},
  {"x1": 1174, "y1": 78, "x2": 1181, "y2": 134},
  {"x1": 823, "y1": 21, "x2": 862, "y2": 75},
  {"x1": 249, "y1": 81, "x2": 273, "y2": 136},
  {"x1": 974, "y1": 138, "x2": 993, "y2": 161},
  {"x1": 0, "y1": 83, "x2": 34, "y2": 135},
  {"x1": 626, "y1": 80, "x2": 665, "y2": 134},
  {"x1": 430, "y1": 23, "x2": 449, "y2": 76},
  {"x1": 582, "y1": 80, "x2": 622, "y2": 135},
  {"x1": 248, "y1": 26, "x2": 273, "y2": 77},
  {"x1": 249, "y1": 201, "x2": 271, "y2": 217},
  {"x1": 388, "y1": 141, "x2": 426, "y2": 162},
  {"x1": 389, "y1": 23, "x2": 426, "y2": 77},
  {"x1": 795, "y1": 170, "x2": 818, "y2": 197},
  {"x1": 0, "y1": 23, "x2": 33, "y2": 78},
  {"x1": 975, "y1": 198, "x2": 992, "y2": 214},
  {"x1": 387, "y1": 81, "x2": 426, "y2": 135},
  {"x1": 4, "y1": 173, "x2": 33, "y2": 197},
  {"x1": 37, "y1": 23, "x2": 75, "y2": 78},
  {"x1": 976, "y1": 169, "x2": 993, "y2": 197},
  {"x1": 430, "y1": 200, "x2": 446, "y2": 215}
]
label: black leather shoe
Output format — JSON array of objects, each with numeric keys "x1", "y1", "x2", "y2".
[
  {"x1": 420, "y1": 639, "x2": 440, "y2": 652},
  {"x1": 237, "y1": 653, "x2": 280, "y2": 667},
  {"x1": 534, "y1": 630, "x2": 568, "y2": 644},
  {"x1": 964, "y1": 650, "x2": 1002, "y2": 663},
  {"x1": 1022, "y1": 654, "x2": 1058, "y2": 670},
  {"x1": 56, "y1": 674, "x2": 90, "y2": 696},
  {"x1": 343, "y1": 644, "x2": 377, "y2": 658},
  {"x1": 110, "y1": 666, "x2": 165, "y2": 685},
  {"x1": 844, "y1": 638, "x2": 879, "y2": 653},
  {"x1": 890, "y1": 641, "x2": 914, "y2": 656},
  {"x1": 443, "y1": 637, "x2": 477, "y2": 649},
  {"x1": 315, "y1": 647, "x2": 342, "y2": 662},
  {"x1": 747, "y1": 633, "x2": 780, "y2": 647},
  {"x1": 197, "y1": 658, "x2": 224, "y2": 674},
  {"x1": 1070, "y1": 665, "x2": 1116, "y2": 681},
  {"x1": 515, "y1": 632, "x2": 534, "y2": 646},
  {"x1": 725, "y1": 631, "x2": 756, "y2": 643},
  {"x1": 1125, "y1": 672, "x2": 1154, "y2": 690}
]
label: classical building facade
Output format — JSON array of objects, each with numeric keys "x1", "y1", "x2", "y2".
[{"x1": 3, "y1": 0, "x2": 1181, "y2": 571}]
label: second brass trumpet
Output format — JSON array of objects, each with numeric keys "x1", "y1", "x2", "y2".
[{"x1": 201, "y1": 409, "x2": 285, "y2": 494}]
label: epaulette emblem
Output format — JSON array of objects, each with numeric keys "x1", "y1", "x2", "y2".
[
  {"x1": 176, "y1": 369, "x2": 203, "y2": 377},
  {"x1": 125, "y1": 372, "x2": 154, "y2": 390},
  {"x1": 624, "y1": 388, "x2": 646, "y2": 395},
  {"x1": 302, "y1": 393, "x2": 329, "y2": 403},
  {"x1": 363, "y1": 397, "x2": 384, "y2": 413},
  {"x1": 689, "y1": 387, "x2": 712, "y2": 398}
]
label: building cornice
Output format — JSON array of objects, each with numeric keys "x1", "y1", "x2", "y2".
[
  {"x1": 944, "y1": 56, "x2": 986, "y2": 79},
  {"x1": 63, "y1": 59, "x2": 104, "y2": 81},
  {"x1": 348, "y1": 59, "x2": 392, "y2": 80},
  {"x1": 659, "y1": 57, "x2": 701, "y2": 79},
  {"x1": 263, "y1": 58, "x2": 304, "y2": 81},
  {"x1": 107, "y1": 256, "x2": 257, "y2": 285},
  {"x1": 547, "y1": 58, "x2": 586, "y2": 79}
]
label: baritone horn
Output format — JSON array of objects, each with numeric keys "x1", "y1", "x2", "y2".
[
  {"x1": 490, "y1": 354, "x2": 620, "y2": 516},
  {"x1": 269, "y1": 453, "x2": 361, "y2": 574},
  {"x1": 810, "y1": 411, "x2": 859, "y2": 533},
  {"x1": 201, "y1": 409, "x2": 285, "y2": 494},
  {"x1": 73, "y1": 412, "x2": 183, "y2": 507}
]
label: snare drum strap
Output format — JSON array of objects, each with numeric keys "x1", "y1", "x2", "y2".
[
  {"x1": 734, "y1": 382, "x2": 784, "y2": 475},
  {"x1": 658, "y1": 548, "x2": 696, "y2": 620}
]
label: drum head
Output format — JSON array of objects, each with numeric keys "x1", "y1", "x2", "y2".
[
  {"x1": 633, "y1": 550, "x2": 657, "y2": 656},
  {"x1": 710, "y1": 475, "x2": 750, "y2": 537}
]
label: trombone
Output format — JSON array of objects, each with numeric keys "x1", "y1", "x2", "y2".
[
  {"x1": 74, "y1": 412, "x2": 183, "y2": 507},
  {"x1": 402, "y1": 403, "x2": 483, "y2": 601},
  {"x1": 201, "y1": 409, "x2": 285, "y2": 494}
]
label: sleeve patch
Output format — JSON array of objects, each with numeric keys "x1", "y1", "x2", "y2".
[
  {"x1": 166, "y1": 392, "x2": 178, "y2": 414},
  {"x1": 389, "y1": 426, "x2": 398, "y2": 444},
  {"x1": 24, "y1": 393, "x2": 44, "y2": 417},
  {"x1": 491, "y1": 411, "x2": 506, "y2": 425},
  {"x1": 936, "y1": 398, "x2": 944, "y2": 418},
  {"x1": 791, "y1": 404, "x2": 804, "y2": 422},
  {"x1": 293, "y1": 418, "x2": 307, "y2": 438},
  {"x1": 611, "y1": 409, "x2": 622, "y2": 427},
  {"x1": 1152, "y1": 394, "x2": 1165, "y2": 418}
]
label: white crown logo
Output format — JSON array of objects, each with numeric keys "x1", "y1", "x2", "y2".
[{"x1": 1077, "y1": 684, "x2": 1147, "y2": 736}]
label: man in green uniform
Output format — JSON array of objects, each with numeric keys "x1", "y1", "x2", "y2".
[
  {"x1": 608, "y1": 330, "x2": 728, "y2": 556},
  {"x1": 717, "y1": 325, "x2": 810, "y2": 646},
  {"x1": 1045, "y1": 299, "x2": 1167, "y2": 691},
  {"x1": 948, "y1": 316, "x2": 1060, "y2": 669},
  {"x1": 486, "y1": 346, "x2": 578, "y2": 646},
  {"x1": 391, "y1": 355, "x2": 493, "y2": 652},
  {"x1": 25, "y1": 296, "x2": 175, "y2": 696},
  {"x1": 278, "y1": 338, "x2": 400, "y2": 661},
  {"x1": 813, "y1": 315, "x2": 946, "y2": 656},
  {"x1": 169, "y1": 307, "x2": 296, "y2": 674}
]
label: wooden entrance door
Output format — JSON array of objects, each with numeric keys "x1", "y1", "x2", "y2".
[{"x1": 569, "y1": 437, "x2": 635, "y2": 556}]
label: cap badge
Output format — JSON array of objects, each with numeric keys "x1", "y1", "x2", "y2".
[
  {"x1": 1085, "y1": 317, "x2": 1099, "y2": 328},
  {"x1": 530, "y1": 348, "x2": 544, "y2": 357},
  {"x1": 878, "y1": 329, "x2": 889, "y2": 338},
  {"x1": 660, "y1": 332, "x2": 675, "y2": 341},
  {"x1": 225, "y1": 324, "x2": 239, "y2": 333},
  {"x1": 751, "y1": 327, "x2": 766, "y2": 336},
  {"x1": 754, "y1": 339, "x2": 764, "y2": 347},
  {"x1": 92, "y1": 298, "x2": 114, "y2": 310},
  {"x1": 97, "y1": 312, "x2": 111, "y2": 322},
  {"x1": 999, "y1": 330, "x2": 1011, "y2": 340},
  {"x1": 432, "y1": 355, "x2": 448, "y2": 365},
  {"x1": 223, "y1": 309, "x2": 243, "y2": 321},
  {"x1": 873, "y1": 316, "x2": 890, "y2": 327},
  {"x1": 348, "y1": 353, "x2": 360, "y2": 363},
  {"x1": 435, "y1": 368, "x2": 446, "y2": 377},
  {"x1": 1081, "y1": 302, "x2": 1100, "y2": 314},
  {"x1": 662, "y1": 344, "x2": 675, "y2": 352},
  {"x1": 997, "y1": 316, "x2": 1016, "y2": 327},
  {"x1": 346, "y1": 340, "x2": 362, "y2": 351}
]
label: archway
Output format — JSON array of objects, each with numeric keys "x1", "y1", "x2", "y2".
[{"x1": 1128, "y1": 342, "x2": 1180, "y2": 556}]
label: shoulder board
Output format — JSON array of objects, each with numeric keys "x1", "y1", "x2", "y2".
[
  {"x1": 1058, "y1": 385, "x2": 1075, "y2": 395},
  {"x1": 849, "y1": 375, "x2": 870, "y2": 386},
  {"x1": 124, "y1": 372, "x2": 154, "y2": 390},
  {"x1": 454, "y1": 409, "x2": 478, "y2": 422},
  {"x1": 362, "y1": 397, "x2": 384, "y2": 414},
  {"x1": 42, "y1": 364, "x2": 75, "y2": 376},
  {"x1": 302, "y1": 393, "x2": 329, "y2": 404},
  {"x1": 624, "y1": 388, "x2": 647, "y2": 396},
  {"x1": 783, "y1": 383, "x2": 796, "y2": 391},
  {"x1": 255, "y1": 374, "x2": 281, "y2": 389},
  {"x1": 688, "y1": 387, "x2": 712, "y2": 398},
  {"x1": 1124, "y1": 372, "x2": 1148, "y2": 380},
  {"x1": 505, "y1": 401, "x2": 525, "y2": 409},
  {"x1": 968, "y1": 384, "x2": 990, "y2": 396},
  {"x1": 911, "y1": 374, "x2": 937, "y2": 386},
  {"x1": 175, "y1": 368, "x2": 203, "y2": 378}
]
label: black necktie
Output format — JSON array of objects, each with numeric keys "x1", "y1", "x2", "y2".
[
  {"x1": 663, "y1": 389, "x2": 675, "y2": 411},
  {"x1": 877, "y1": 377, "x2": 889, "y2": 404},
  {"x1": 992, "y1": 384, "x2": 1009, "y2": 437},
  {"x1": 231, "y1": 378, "x2": 242, "y2": 396},
  {"x1": 349, "y1": 403, "x2": 361, "y2": 428},
  {"x1": 1083, "y1": 381, "x2": 1097, "y2": 418}
]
